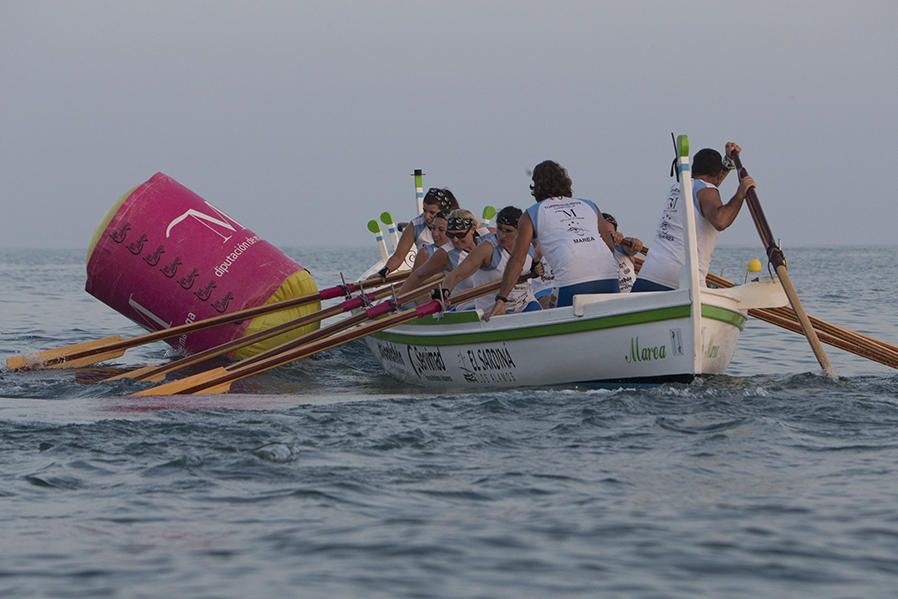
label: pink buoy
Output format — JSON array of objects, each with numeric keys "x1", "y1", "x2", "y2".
[{"x1": 86, "y1": 172, "x2": 319, "y2": 358}]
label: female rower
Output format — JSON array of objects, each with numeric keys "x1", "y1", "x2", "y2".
[
  {"x1": 410, "y1": 211, "x2": 451, "y2": 271},
  {"x1": 441, "y1": 206, "x2": 540, "y2": 314},
  {"x1": 378, "y1": 187, "x2": 459, "y2": 278},
  {"x1": 486, "y1": 160, "x2": 619, "y2": 320},
  {"x1": 602, "y1": 212, "x2": 644, "y2": 293},
  {"x1": 395, "y1": 209, "x2": 483, "y2": 307}
]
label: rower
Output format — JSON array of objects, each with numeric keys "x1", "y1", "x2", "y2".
[
  {"x1": 377, "y1": 187, "x2": 459, "y2": 278},
  {"x1": 602, "y1": 212, "x2": 644, "y2": 293},
  {"x1": 409, "y1": 211, "x2": 452, "y2": 271},
  {"x1": 486, "y1": 160, "x2": 619, "y2": 319},
  {"x1": 441, "y1": 206, "x2": 541, "y2": 314},
  {"x1": 633, "y1": 142, "x2": 756, "y2": 292},
  {"x1": 395, "y1": 209, "x2": 484, "y2": 308}
]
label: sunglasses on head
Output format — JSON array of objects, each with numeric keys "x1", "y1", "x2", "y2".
[{"x1": 447, "y1": 227, "x2": 471, "y2": 239}]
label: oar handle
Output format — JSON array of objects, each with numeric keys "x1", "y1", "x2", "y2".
[{"x1": 731, "y1": 152, "x2": 786, "y2": 270}]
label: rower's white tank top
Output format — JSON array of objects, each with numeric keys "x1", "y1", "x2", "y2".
[
  {"x1": 525, "y1": 197, "x2": 618, "y2": 288},
  {"x1": 638, "y1": 180, "x2": 721, "y2": 288},
  {"x1": 469, "y1": 234, "x2": 536, "y2": 313}
]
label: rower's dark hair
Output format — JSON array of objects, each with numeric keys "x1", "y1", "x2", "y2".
[
  {"x1": 530, "y1": 160, "x2": 573, "y2": 201},
  {"x1": 423, "y1": 188, "x2": 459, "y2": 211},
  {"x1": 496, "y1": 206, "x2": 522, "y2": 227},
  {"x1": 693, "y1": 149, "x2": 725, "y2": 176}
]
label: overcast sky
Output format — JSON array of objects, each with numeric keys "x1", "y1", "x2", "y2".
[{"x1": 2, "y1": 1, "x2": 896, "y2": 251}]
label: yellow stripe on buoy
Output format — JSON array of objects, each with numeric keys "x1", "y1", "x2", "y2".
[{"x1": 232, "y1": 269, "x2": 321, "y2": 360}]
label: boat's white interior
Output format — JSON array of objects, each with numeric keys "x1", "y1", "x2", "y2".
[{"x1": 701, "y1": 276, "x2": 787, "y2": 310}]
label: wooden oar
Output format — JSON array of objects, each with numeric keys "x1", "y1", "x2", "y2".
[
  {"x1": 133, "y1": 276, "x2": 507, "y2": 397},
  {"x1": 104, "y1": 282, "x2": 403, "y2": 383},
  {"x1": 5, "y1": 270, "x2": 411, "y2": 372},
  {"x1": 631, "y1": 253, "x2": 897, "y2": 369},
  {"x1": 703, "y1": 271, "x2": 898, "y2": 369},
  {"x1": 731, "y1": 151, "x2": 836, "y2": 378}
]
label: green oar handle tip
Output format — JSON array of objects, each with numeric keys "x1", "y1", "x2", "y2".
[
  {"x1": 677, "y1": 135, "x2": 689, "y2": 159},
  {"x1": 380, "y1": 211, "x2": 394, "y2": 225},
  {"x1": 367, "y1": 220, "x2": 381, "y2": 234}
]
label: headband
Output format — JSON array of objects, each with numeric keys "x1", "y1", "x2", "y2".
[
  {"x1": 424, "y1": 188, "x2": 456, "y2": 213},
  {"x1": 496, "y1": 212, "x2": 520, "y2": 227},
  {"x1": 447, "y1": 216, "x2": 474, "y2": 231}
]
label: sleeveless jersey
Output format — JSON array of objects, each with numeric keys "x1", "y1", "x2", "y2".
[
  {"x1": 421, "y1": 240, "x2": 453, "y2": 261},
  {"x1": 469, "y1": 233, "x2": 536, "y2": 313},
  {"x1": 637, "y1": 180, "x2": 720, "y2": 289},
  {"x1": 409, "y1": 213, "x2": 434, "y2": 250},
  {"x1": 525, "y1": 197, "x2": 618, "y2": 288},
  {"x1": 613, "y1": 247, "x2": 636, "y2": 293}
]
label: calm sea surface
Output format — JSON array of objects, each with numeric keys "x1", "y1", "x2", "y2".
[{"x1": 1, "y1": 246, "x2": 897, "y2": 598}]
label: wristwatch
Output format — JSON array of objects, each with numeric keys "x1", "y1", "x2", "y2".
[{"x1": 494, "y1": 294, "x2": 509, "y2": 303}]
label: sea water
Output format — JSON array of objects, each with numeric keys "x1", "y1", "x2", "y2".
[{"x1": 1, "y1": 246, "x2": 897, "y2": 598}]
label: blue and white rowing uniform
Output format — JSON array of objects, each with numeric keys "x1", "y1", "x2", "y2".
[
  {"x1": 469, "y1": 233, "x2": 540, "y2": 314},
  {"x1": 525, "y1": 197, "x2": 619, "y2": 306},
  {"x1": 446, "y1": 245, "x2": 475, "y2": 311},
  {"x1": 408, "y1": 213, "x2": 434, "y2": 250},
  {"x1": 421, "y1": 240, "x2": 453, "y2": 261},
  {"x1": 613, "y1": 246, "x2": 636, "y2": 293},
  {"x1": 634, "y1": 180, "x2": 721, "y2": 291}
]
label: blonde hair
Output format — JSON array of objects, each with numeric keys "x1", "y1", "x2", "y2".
[{"x1": 446, "y1": 208, "x2": 481, "y2": 229}]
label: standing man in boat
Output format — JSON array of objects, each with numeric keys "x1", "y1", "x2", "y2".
[
  {"x1": 632, "y1": 142, "x2": 756, "y2": 292},
  {"x1": 377, "y1": 188, "x2": 459, "y2": 278},
  {"x1": 485, "y1": 160, "x2": 619, "y2": 319}
]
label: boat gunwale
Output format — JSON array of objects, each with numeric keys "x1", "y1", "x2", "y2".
[{"x1": 372, "y1": 301, "x2": 746, "y2": 347}]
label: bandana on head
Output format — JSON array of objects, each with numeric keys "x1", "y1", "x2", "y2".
[
  {"x1": 496, "y1": 212, "x2": 519, "y2": 227},
  {"x1": 447, "y1": 216, "x2": 474, "y2": 232},
  {"x1": 424, "y1": 188, "x2": 456, "y2": 213}
]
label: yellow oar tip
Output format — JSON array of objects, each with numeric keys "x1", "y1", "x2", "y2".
[{"x1": 747, "y1": 258, "x2": 763, "y2": 273}]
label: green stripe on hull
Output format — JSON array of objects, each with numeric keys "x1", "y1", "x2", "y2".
[
  {"x1": 702, "y1": 304, "x2": 746, "y2": 330},
  {"x1": 375, "y1": 303, "x2": 745, "y2": 346}
]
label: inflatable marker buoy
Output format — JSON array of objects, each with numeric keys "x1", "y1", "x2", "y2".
[{"x1": 86, "y1": 172, "x2": 319, "y2": 359}]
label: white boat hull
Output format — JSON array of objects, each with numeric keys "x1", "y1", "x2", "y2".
[{"x1": 364, "y1": 280, "x2": 786, "y2": 389}]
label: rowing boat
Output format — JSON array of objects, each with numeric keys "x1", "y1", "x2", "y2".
[
  {"x1": 360, "y1": 137, "x2": 788, "y2": 388},
  {"x1": 363, "y1": 279, "x2": 786, "y2": 388}
]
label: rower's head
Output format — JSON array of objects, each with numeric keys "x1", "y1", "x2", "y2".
[
  {"x1": 530, "y1": 160, "x2": 573, "y2": 201},
  {"x1": 446, "y1": 209, "x2": 479, "y2": 251},
  {"x1": 602, "y1": 212, "x2": 618, "y2": 232},
  {"x1": 693, "y1": 149, "x2": 736, "y2": 184},
  {"x1": 495, "y1": 206, "x2": 522, "y2": 250},
  {"x1": 423, "y1": 188, "x2": 459, "y2": 225},
  {"x1": 430, "y1": 212, "x2": 449, "y2": 246}
]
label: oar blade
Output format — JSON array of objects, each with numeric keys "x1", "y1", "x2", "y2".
[
  {"x1": 103, "y1": 364, "x2": 164, "y2": 382},
  {"x1": 44, "y1": 347, "x2": 127, "y2": 370},
  {"x1": 131, "y1": 367, "x2": 230, "y2": 397},
  {"x1": 6, "y1": 336, "x2": 124, "y2": 371}
]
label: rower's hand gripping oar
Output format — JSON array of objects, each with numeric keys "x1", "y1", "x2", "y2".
[
  {"x1": 5, "y1": 270, "x2": 411, "y2": 372},
  {"x1": 731, "y1": 151, "x2": 837, "y2": 379}
]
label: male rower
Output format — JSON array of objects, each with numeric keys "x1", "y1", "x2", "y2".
[{"x1": 633, "y1": 142, "x2": 756, "y2": 292}]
